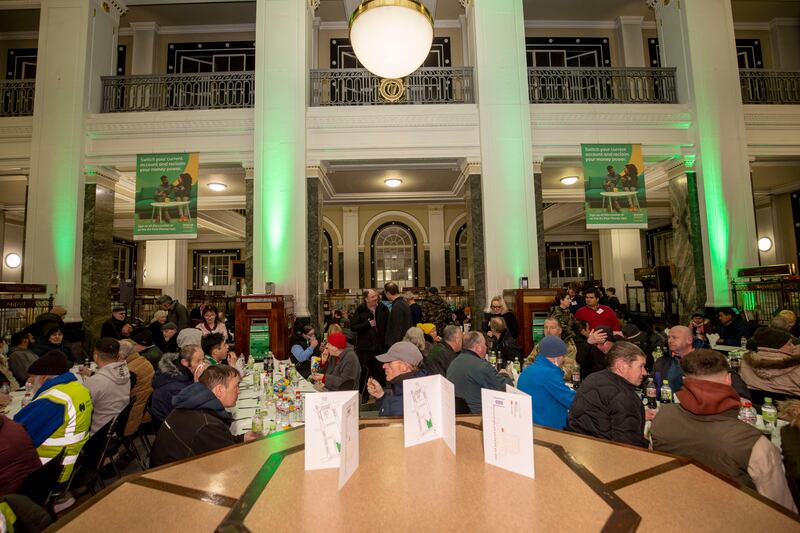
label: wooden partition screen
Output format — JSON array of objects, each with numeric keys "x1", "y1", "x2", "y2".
[
  {"x1": 503, "y1": 288, "x2": 561, "y2": 355},
  {"x1": 234, "y1": 295, "x2": 294, "y2": 360}
]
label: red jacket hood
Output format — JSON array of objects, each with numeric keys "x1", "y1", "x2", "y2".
[{"x1": 675, "y1": 377, "x2": 741, "y2": 415}]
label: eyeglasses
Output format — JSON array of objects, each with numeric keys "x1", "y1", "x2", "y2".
[{"x1": 490, "y1": 305, "x2": 502, "y2": 309}]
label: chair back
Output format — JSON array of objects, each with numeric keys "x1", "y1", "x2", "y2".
[
  {"x1": 18, "y1": 449, "x2": 66, "y2": 507},
  {"x1": 66, "y1": 417, "x2": 115, "y2": 492},
  {"x1": 112, "y1": 398, "x2": 135, "y2": 439}
]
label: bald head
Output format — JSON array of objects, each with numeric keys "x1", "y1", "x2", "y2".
[{"x1": 668, "y1": 325, "x2": 694, "y2": 357}]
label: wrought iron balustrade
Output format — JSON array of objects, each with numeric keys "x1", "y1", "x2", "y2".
[
  {"x1": 0, "y1": 79, "x2": 35, "y2": 116},
  {"x1": 101, "y1": 71, "x2": 255, "y2": 112},
  {"x1": 527, "y1": 67, "x2": 677, "y2": 104},
  {"x1": 310, "y1": 67, "x2": 474, "y2": 106},
  {"x1": 739, "y1": 69, "x2": 800, "y2": 104}
]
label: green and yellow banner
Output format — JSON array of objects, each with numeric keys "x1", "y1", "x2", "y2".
[
  {"x1": 582, "y1": 144, "x2": 648, "y2": 229},
  {"x1": 134, "y1": 153, "x2": 199, "y2": 240}
]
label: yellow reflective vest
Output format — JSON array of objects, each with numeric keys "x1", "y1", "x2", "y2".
[{"x1": 36, "y1": 380, "x2": 93, "y2": 483}]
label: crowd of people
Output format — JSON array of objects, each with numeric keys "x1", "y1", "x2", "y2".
[{"x1": 2, "y1": 282, "x2": 800, "y2": 522}]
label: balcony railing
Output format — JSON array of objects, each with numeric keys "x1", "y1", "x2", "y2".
[
  {"x1": 310, "y1": 67, "x2": 474, "y2": 106},
  {"x1": 528, "y1": 67, "x2": 677, "y2": 104},
  {"x1": 101, "y1": 71, "x2": 255, "y2": 112},
  {"x1": 0, "y1": 79, "x2": 35, "y2": 116},
  {"x1": 739, "y1": 69, "x2": 800, "y2": 104}
]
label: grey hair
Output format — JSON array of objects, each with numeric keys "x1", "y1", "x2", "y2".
[
  {"x1": 606, "y1": 341, "x2": 645, "y2": 368},
  {"x1": 402, "y1": 327, "x2": 426, "y2": 353},
  {"x1": 441, "y1": 325, "x2": 462, "y2": 344},
  {"x1": 462, "y1": 331, "x2": 487, "y2": 352}
]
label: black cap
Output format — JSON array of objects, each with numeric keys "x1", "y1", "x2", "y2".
[{"x1": 426, "y1": 287, "x2": 439, "y2": 294}]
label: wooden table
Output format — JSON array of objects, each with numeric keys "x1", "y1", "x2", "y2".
[{"x1": 50, "y1": 417, "x2": 799, "y2": 532}]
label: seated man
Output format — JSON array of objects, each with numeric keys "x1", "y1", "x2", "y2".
[
  {"x1": 487, "y1": 317, "x2": 523, "y2": 363},
  {"x1": 446, "y1": 331, "x2": 514, "y2": 414},
  {"x1": 149, "y1": 365, "x2": 259, "y2": 467},
  {"x1": 651, "y1": 349, "x2": 796, "y2": 512},
  {"x1": 82, "y1": 338, "x2": 130, "y2": 434},
  {"x1": 367, "y1": 341, "x2": 426, "y2": 416},
  {"x1": 654, "y1": 325, "x2": 694, "y2": 394},
  {"x1": 568, "y1": 341, "x2": 651, "y2": 448},
  {"x1": 150, "y1": 344, "x2": 206, "y2": 424},
  {"x1": 310, "y1": 332, "x2": 361, "y2": 391},
  {"x1": 740, "y1": 327, "x2": 800, "y2": 398},
  {"x1": 200, "y1": 332, "x2": 244, "y2": 373},
  {"x1": 14, "y1": 351, "x2": 93, "y2": 482},
  {"x1": 131, "y1": 329, "x2": 162, "y2": 370},
  {"x1": 424, "y1": 325, "x2": 462, "y2": 377},
  {"x1": 119, "y1": 340, "x2": 154, "y2": 438},
  {"x1": 527, "y1": 317, "x2": 579, "y2": 381},
  {"x1": 517, "y1": 336, "x2": 576, "y2": 430},
  {"x1": 716, "y1": 307, "x2": 749, "y2": 346},
  {"x1": 7, "y1": 331, "x2": 37, "y2": 385}
]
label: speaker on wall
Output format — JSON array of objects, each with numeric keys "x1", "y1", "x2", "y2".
[
  {"x1": 545, "y1": 252, "x2": 563, "y2": 272},
  {"x1": 231, "y1": 260, "x2": 246, "y2": 279}
]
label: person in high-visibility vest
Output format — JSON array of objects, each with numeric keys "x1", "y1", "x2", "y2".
[{"x1": 14, "y1": 350, "x2": 93, "y2": 484}]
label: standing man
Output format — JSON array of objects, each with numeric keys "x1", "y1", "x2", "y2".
[
  {"x1": 517, "y1": 336, "x2": 576, "y2": 429},
  {"x1": 568, "y1": 342, "x2": 651, "y2": 448},
  {"x1": 351, "y1": 289, "x2": 389, "y2": 389},
  {"x1": 651, "y1": 349, "x2": 796, "y2": 511},
  {"x1": 383, "y1": 282, "x2": 411, "y2": 349},
  {"x1": 421, "y1": 287, "x2": 450, "y2": 335},
  {"x1": 575, "y1": 288, "x2": 621, "y2": 332},
  {"x1": 446, "y1": 331, "x2": 514, "y2": 414},
  {"x1": 14, "y1": 351, "x2": 93, "y2": 482},
  {"x1": 424, "y1": 325, "x2": 462, "y2": 377},
  {"x1": 156, "y1": 295, "x2": 190, "y2": 332},
  {"x1": 82, "y1": 338, "x2": 130, "y2": 434}
]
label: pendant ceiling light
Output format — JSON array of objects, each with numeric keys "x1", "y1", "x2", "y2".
[{"x1": 349, "y1": 0, "x2": 434, "y2": 79}]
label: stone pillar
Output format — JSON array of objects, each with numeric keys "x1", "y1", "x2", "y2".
[
  {"x1": 142, "y1": 240, "x2": 188, "y2": 305},
  {"x1": 243, "y1": 164, "x2": 254, "y2": 294},
  {"x1": 769, "y1": 18, "x2": 800, "y2": 70},
  {"x1": 342, "y1": 207, "x2": 359, "y2": 289},
  {"x1": 669, "y1": 170, "x2": 707, "y2": 321},
  {"x1": 599, "y1": 229, "x2": 643, "y2": 305},
  {"x1": 427, "y1": 205, "x2": 446, "y2": 287},
  {"x1": 253, "y1": 0, "x2": 311, "y2": 316},
  {"x1": 465, "y1": 173, "x2": 487, "y2": 316},
  {"x1": 654, "y1": 0, "x2": 758, "y2": 306},
  {"x1": 306, "y1": 173, "x2": 323, "y2": 329},
  {"x1": 130, "y1": 21, "x2": 158, "y2": 75},
  {"x1": 533, "y1": 160, "x2": 547, "y2": 288},
  {"x1": 770, "y1": 193, "x2": 798, "y2": 266},
  {"x1": 24, "y1": 0, "x2": 124, "y2": 320},
  {"x1": 467, "y1": 0, "x2": 541, "y2": 300},
  {"x1": 81, "y1": 168, "x2": 117, "y2": 338},
  {"x1": 615, "y1": 16, "x2": 646, "y2": 67}
]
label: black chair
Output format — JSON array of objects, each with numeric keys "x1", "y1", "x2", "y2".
[
  {"x1": 102, "y1": 399, "x2": 136, "y2": 478},
  {"x1": 64, "y1": 417, "x2": 115, "y2": 496},
  {"x1": 18, "y1": 448, "x2": 66, "y2": 520}
]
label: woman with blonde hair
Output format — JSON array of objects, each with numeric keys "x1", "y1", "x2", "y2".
[
  {"x1": 482, "y1": 295, "x2": 519, "y2": 340},
  {"x1": 149, "y1": 309, "x2": 169, "y2": 351},
  {"x1": 778, "y1": 310, "x2": 800, "y2": 338}
]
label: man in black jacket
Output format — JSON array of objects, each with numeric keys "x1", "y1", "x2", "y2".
[
  {"x1": 424, "y1": 325, "x2": 462, "y2": 376},
  {"x1": 350, "y1": 289, "x2": 389, "y2": 390},
  {"x1": 568, "y1": 341, "x2": 652, "y2": 448},
  {"x1": 149, "y1": 365, "x2": 260, "y2": 467},
  {"x1": 383, "y1": 282, "x2": 411, "y2": 349}
]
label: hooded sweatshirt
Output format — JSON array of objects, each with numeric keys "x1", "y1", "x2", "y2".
[
  {"x1": 150, "y1": 353, "x2": 193, "y2": 423},
  {"x1": 652, "y1": 377, "x2": 796, "y2": 511},
  {"x1": 84, "y1": 361, "x2": 131, "y2": 434},
  {"x1": 148, "y1": 382, "x2": 242, "y2": 467}
]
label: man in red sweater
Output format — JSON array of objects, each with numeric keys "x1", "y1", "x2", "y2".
[{"x1": 575, "y1": 288, "x2": 621, "y2": 333}]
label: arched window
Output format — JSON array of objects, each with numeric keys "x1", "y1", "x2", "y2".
[
  {"x1": 455, "y1": 223, "x2": 468, "y2": 286},
  {"x1": 322, "y1": 229, "x2": 333, "y2": 290},
  {"x1": 371, "y1": 222, "x2": 417, "y2": 288}
]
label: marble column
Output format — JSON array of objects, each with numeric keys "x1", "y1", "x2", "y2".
[
  {"x1": 243, "y1": 165, "x2": 254, "y2": 294},
  {"x1": 306, "y1": 175, "x2": 323, "y2": 330},
  {"x1": 669, "y1": 171, "x2": 707, "y2": 321},
  {"x1": 428, "y1": 205, "x2": 446, "y2": 287},
  {"x1": 253, "y1": 0, "x2": 311, "y2": 316},
  {"x1": 465, "y1": 174, "x2": 487, "y2": 317},
  {"x1": 130, "y1": 22, "x2": 158, "y2": 75},
  {"x1": 533, "y1": 161, "x2": 547, "y2": 288},
  {"x1": 615, "y1": 16, "x2": 646, "y2": 67},
  {"x1": 467, "y1": 0, "x2": 541, "y2": 299},
  {"x1": 24, "y1": 0, "x2": 124, "y2": 320},
  {"x1": 654, "y1": 0, "x2": 758, "y2": 306},
  {"x1": 142, "y1": 240, "x2": 188, "y2": 305},
  {"x1": 599, "y1": 229, "x2": 644, "y2": 305},
  {"x1": 342, "y1": 207, "x2": 359, "y2": 289},
  {"x1": 81, "y1": 170, "x2": 116, "y2": 339}
]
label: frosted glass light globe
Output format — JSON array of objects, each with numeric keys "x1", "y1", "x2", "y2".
[{"x1": 349, "y1": 0, "x2": 434, "y2": 79}]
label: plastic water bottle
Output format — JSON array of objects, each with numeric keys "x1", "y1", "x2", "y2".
[
  {"x1": 653, "y1": 346, "x2": 663, "y2": 361},
  {"x1": 739, "y1": 400, "x2": 758, "y2": 426},
  {"x1": 761, "y1": 397, "x2": 777, "y2": 432},
  {"x1": 488, "y1": 351, "x2": 497, "y2": 367},
  {"x1": 660, "y1": 380, "x2": 673, "y2": 404},
  {"x1": 251, "y1": 407, "x2": 263, "y2": 433},
  {"x1": 513, "y1": 357, "x2": 521, "y2": 374},
  {"x1": 645, "y1": 378, "x2": 658, "y2": 409},
  {"x1": 21, "y1": 382, "x2": 33, "y2": 407}
]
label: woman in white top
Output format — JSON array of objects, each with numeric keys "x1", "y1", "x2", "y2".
[{"x1": 195, "y1": 304, "x2": 228, "y2": 339}]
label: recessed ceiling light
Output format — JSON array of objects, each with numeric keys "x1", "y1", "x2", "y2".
[
  {"x1": 208, "y1": 182, "x2": 227, "y2": 192},
  {"x1": 560, "y1": 176, "x2": 579, "y2": 186},
  {"x1": 384, "y1": 178, "x2": 403, "y2": 188}
]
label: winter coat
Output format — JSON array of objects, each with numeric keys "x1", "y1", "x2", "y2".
[
  {"x1": 517, "y1": 355, "x2": 576, "y2": 430},
  {"x1": 446, "y1": 350, "x2": 514, "y2": 414},
  {"x1": 149, "y1": 382, "x2": 242, "y2": 467},
  {"x1": 423, "y1": 340, "x2": 459, "y2": 377},
  {"x1": 167, "y1": 301, "x2": 190, "y2": 331},
  {"x1": 350, "y1": 303, "x2": 388, "y2": 354},
  {"x1": 125, "y1": 353, "x2": 154, "y2": 436},
  {"x1": 31, "y1": 339, "x2": 75, "y2": 366},
  {"x1": 0, "y1": 415, "x2": 41, "y2": 496},
  {"x1": 149, "y1": 322, "x2": 168, "y2": 352},
  {"x1": 716, "y1": 316, "x2": 749, "y2": 346},
  {"x1": 376, "y1": 369, "x2": 428, "y2": 417},
  {"x1": 8, "y1": 346, "x2": 38, "y2": 385},
  {"x1": 100, "y1": 317, "x2": 129, "y2": 340},
  {"x1": 150, "y1": 354, "x2": 193, "y2": 423},
  {"x1": 482, "y1": 311, "x2": 519, "y2": 340},
  {"x1": 321, "y1": 346, "x2": 361, "y2": 391},
  {"x1": 779, "y1": 399, "x2": 800, "y2": 510},
  {"x1": 385, "y1": 298, "x2": 412, "y2": 348},
  {"x1": 421, "y1": 294, "x2": 451, "y2": 335},
  {"x1": 491, "y1": 330, "x2": 522, "y2": 363},
  {"x1": 84, "y1": 361, "x2": 131, "y2": 434},
  {"x1": 740, "y1": 346, "x2": 800, "y2": 398},
  {"x1": 568, "y1": 369, "x2": 647, "y2": 448},
  {"x1": 576, "y1": 344, "x2": 609, "y2": 381}
]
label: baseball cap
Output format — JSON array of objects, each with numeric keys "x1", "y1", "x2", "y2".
[
  {"x1": 621, "y1": 324, "x2": 643, "y2": 341},
  {"x1": 376, "y1": 341, "x2": 423, "y2": 366}
]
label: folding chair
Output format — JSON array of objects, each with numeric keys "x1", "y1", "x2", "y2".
[{"x1": 18, "y1": 449, "x2": 66, "y2": 520}]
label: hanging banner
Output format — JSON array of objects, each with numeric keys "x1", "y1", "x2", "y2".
[
  {"x1": 581, "y1": 144, "x2": 648, "y2": 229},
  {"x1": 134, "y1": 152, "x2": 199, "y2": 240}
]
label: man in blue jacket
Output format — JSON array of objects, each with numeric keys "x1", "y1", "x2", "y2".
[
  {"x1": 366, "y1": 341, "x2": 426, "y2": 416},
  {"x1": 517, "y1": 336, "x2": 576, "y2": 429}
]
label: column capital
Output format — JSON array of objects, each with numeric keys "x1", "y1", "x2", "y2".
[
  {"x1": 95, "y1": 0, "x2": 128, "y2": 20},
  {"x1": 616, "y1": 15, "x2": 645, "y2": 27},
  {"x1": 85, "y1": 165, "x2": 120, "y2": 189},
  {"x1": 458, "y1": 159, "x2": 481, "y2": 178},
  {"x1": 308, "y1": 0, "x2": 320, "y2": 12},
  {"x1": 243, "y1": 162, "x2": 254, "y2": 180},
  {"x1": 129, "y1": 21, "x2": 160, "y2": 33},
  {"x1": 459, "y1": 0, "x2": 472, "y2": 8},
  {"x1": 343, "y1": 206, "x2": 359, "y2": 215},
  {"x1": 532, "y1": 156, "x2": 544, "y2": 174}
]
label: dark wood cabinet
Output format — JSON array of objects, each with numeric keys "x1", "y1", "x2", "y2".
[
  {"x1": 503, "y1": 288, "x2": 562, "y2": 355},
  {"x1": 234, "y1": 294, "x2": 294, "y2": 360}
]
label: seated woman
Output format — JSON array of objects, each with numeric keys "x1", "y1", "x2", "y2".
[
  {"x1": 289, "y1": 325, "x2": 319, "y2": 379},
  {"x1": 31, "y1": 323, "x2": 75, "y2": 366},
  {"x1": 195, "y1": 305, "x2": 228, "y2": 339},
  {"x1": 482, "y1": 296, "x2": 519, "y2": 340},
  {"x1": 149, "y1": 310, "x2": 169, "y2": 352},
  {"x1": 309, "y1": 332, "x2": 360, "y2": 392},
  {"x1": 403, "y1": 326, "x2": 430, "y2": 358}
]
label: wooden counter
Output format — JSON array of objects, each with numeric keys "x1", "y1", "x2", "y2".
[{"x1": 51, "y1": 417, "x2": 800, "y2": 533}]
